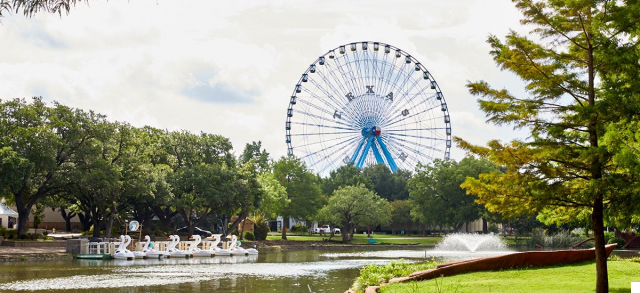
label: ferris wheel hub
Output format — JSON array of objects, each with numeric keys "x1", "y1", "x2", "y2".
[{"x1": 362, "y1": 126, "x2": 382, "y2": 137}]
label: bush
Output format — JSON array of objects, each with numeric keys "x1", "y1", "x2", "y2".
[
  {"x1": 244, "y1": 231, "x2": 255, "y2": 241},
  {"x1": 292, "y1": 224, "x2": 307, "y2": 233},
  {"x1": 351, "y1": 260, "x2": 439, "y2": 292},
  {"x1": 488, "y1": 224, "x2": 499, "y2": 234},
  {"x1": 607, "y1": 238, "x2": 626, "y2": 248},
  {"x1": 527, "y1": 230, "x2": 587, "y2": 248},
  {"x1": 253, "y1": 219, "x2": 270, "y2": 240}
]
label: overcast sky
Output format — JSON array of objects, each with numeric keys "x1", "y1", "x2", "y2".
[{"x1": 0, "y1": 0, "x2": 532, "y2": 166}]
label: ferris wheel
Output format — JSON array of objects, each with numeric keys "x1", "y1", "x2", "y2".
[{"x1": 285, "y1": 41, "x2": 451, "y2": 174}]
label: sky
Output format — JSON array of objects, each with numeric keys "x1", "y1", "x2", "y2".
[{"x1": 0, "y1": 0, "x2": 533, "y2": 167}]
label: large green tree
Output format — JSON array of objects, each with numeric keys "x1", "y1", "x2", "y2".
[
  {"x1": 273, "y1": 156, "x2": 322, "y2": 240},
  {"x1": 362, "y1": 164, "x2": 410, "y2": 201},
  {"x1": 409, "y1": 157, "x2": 498, "y2": 232},
  {"x1": 321, "y1": 163, "x2": 371, "y2": 196},
  {"x1": 0, "y1": 98, "x2": 104, "y2": 236},
  {"x1": 316, "y1": 184, "x2": 391, "y2": 243},
  {"x1": 457, "y1": 1, "x2": 640, "y2": 291}
]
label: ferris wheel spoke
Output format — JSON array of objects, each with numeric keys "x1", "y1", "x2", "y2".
[
  {"x1": 292, "y1": 107, "x2": 355, "y2": 129},
  {"x1": 299, "y1": 135, "x2": 362, "y2": 160},
  {"x1": 385, "y1": 116, "x2": 442, "y2": 130},
  {"x1": 312, "y1": 69, "x2": 361, "y2": 124},
  {"x1": 294, "y1": 133, "x2": 361, "y2": 150},
  {"x1": 384, "y1": 131, "x2": 448, "y2": 142},
  {"x1": 380, "y1": 77, "x2": 427, "y2": 124},
  {"x1": 382, "y1": 133, "x2": 445, "y2": 154},
  {"x1": 291, "y1": 121, "x2": 359, "y2": 131},
  {"x1": 382, "y1": 104, "x2": 440, "y2": 128}
]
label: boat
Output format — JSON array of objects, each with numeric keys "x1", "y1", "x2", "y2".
[
  {"x1": 189, "y1": 235, "x2": 216, "y2": 257},
  {"x1": 207, "y1": 234, "x2": 231, "y2": 256},
  {"x1": 142, "y1": 235, "x2": 165, "y2": 259},
  {"x1": 127, "y1": 235, "x2": 146, "y2": 259},
  {"x1": 166, "y1": 235, "x2": 193, "y2": 258},
  {"x1": 113, "y1": 235, "x2": 135, "y2": 260},
  {"x1": 229, "y1": 235, "x2": 248, "y2": 256}
]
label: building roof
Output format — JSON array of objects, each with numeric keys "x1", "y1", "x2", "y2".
[{"x1": 0, "y1": 202, "x2": 18, "y2": 216}]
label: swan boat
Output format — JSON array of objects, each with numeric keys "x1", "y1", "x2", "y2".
[
  {"x1": 166, "y1": 235, "x2": 193, "y2": 258},
  {"x1": 142, "y1": 235, "x2": 166, "y2": 259},
  {"x1": 189, "y1": 235, "x2": 216, "y2": 257},
  {"x1": 113, "y1": 235, "x2": 135, "y2": 260}
]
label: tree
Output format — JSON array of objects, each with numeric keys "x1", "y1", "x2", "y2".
[
  {"x1": 316, "y1": 184, "x2": 391, "y2": 243},
  {"x1": 362, "y1": 164, "x2": 410, "y2": 201},
  {"x1": 255, "y1": 172, "x2": 289, "y2": 220},
  {"x1": 0, "y1": 0, "x2": 88, "y2": 18},
  {"x1": 0, "y1": 98, "x2": 104, "y2": 236},
  {"x1": 389, "y1": 200, "x2": 415, "y2": 235},
  {"x1": 409, "y1": 157, "x2": 498, "y2": 232},
  {"x1": 456, "y1": 1, "x2": 640, "y2": 291},
  {"x1": 241, "y1": 141, "x2": 271, "y2": 173},
  {"x1": 164, "y1": 130, "x2": 235, "y2": 236},
  {"x1": 321, "y1": 163, "x2": 371, "y2": 196},
  {"x1": 273, "y1": 156, "x2": 322, "y2": 240}
]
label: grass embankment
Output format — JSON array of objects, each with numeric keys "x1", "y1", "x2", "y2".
[
  {"x1": 372, "y1": 258, "x2": 640, "y2": 293},
  {"x1": 265, "y1": 233, "x2": 442, "y2": 245}
]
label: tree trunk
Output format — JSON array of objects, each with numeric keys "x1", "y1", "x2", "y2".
[
  {"x1": 60, "y1": 209, "x2": 76, "y2": 232},
  {"x1": 14, "y1": 197, "x2": 32, "y2": 236},
  {"x1": 281, "y1": 217, "x2": 288, "y2": 240},
  {"x1": 78, "y1": 212, "x2": 92, "y2": 231},
  {"x1": 91, "y1": 215, "x2": 101, "y2": 237},
  {"x1": 482, "y1": 218, "x2": 488, "y2": 234},
  {"x1": 105, "y1": 212, "x2": 115, "y2": 239},
  {"x1": 592, "y1": 196, "x2": 608, "y2": 293}
]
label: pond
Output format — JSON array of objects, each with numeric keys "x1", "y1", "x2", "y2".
[
  {"x1": 0, "y1": 246, "x2": 504, "y2": 293},
  {"x1": 0, "y1": 245, "x2": 633, "y2": 292}
]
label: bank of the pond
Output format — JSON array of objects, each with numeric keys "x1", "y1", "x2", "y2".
[
  {"x1": 370, "y1": 259, "x2": 640, "y2": 293},
  {"x1": 0, "y1": 252, "x2": 72, "y2": 262}
]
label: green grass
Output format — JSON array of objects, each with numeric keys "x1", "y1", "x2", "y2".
[{"x1": 378, "y1": 260, "x2": 640, "y2": 293}]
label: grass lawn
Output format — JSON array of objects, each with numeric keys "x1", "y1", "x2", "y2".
[{"x1": 379, "y1": 259, "x2": 640, "y2": 293}]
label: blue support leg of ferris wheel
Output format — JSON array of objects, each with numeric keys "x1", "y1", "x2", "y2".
[
  {"x1": 376, "y1": 136, "x2": 398, "y2": 172},
  {"x1": 356, "y1": 136, "x2": 374, "y2": 168},
  {"x1": 371, "y1": 140, "x2": 385, "y2": 165},
  {"x1": 350, "y1": 137, "x2": 366, "y2": 164}
]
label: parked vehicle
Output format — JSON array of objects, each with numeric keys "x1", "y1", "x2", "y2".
[
  {"x1": 313, "y1": 225, "x2": 331, "y2": 234},
  {"x1": 333, "y1": 228, "x2": 341, "y2": 234}
]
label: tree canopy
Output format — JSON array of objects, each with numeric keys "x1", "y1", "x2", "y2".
[{"x1": 456, "y1": 1, "x2": 640, "y2": 291}]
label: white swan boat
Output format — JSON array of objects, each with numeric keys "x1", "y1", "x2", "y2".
[
  {"x1": 113, "y1": 235, "x2": 135, "y2": 260},
  {"x1": 166, "y1": 235, "x2": 193, "y2": 258},
  {"x1": 127, "y1": 235, "x2": 146, "y2": 259},
  {"x1": 207, "y1": 234, "x2": 231, "y2": 256},
  {"x1": 142, "y1": 235, "x2": 165, "y2": 259},
  {"x1": 189, "y1": 235, "x2": 216, "y2": 257},
  {"x1": 229, "y1": 235, "x2": 248, "y2": 256}
]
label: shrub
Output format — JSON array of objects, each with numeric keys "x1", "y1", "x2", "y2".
[
  {"x1": 488, "y1": 224, "x2": 499, "y2": 234},
  {"x1": 351, "y1": 260, "x2": 439, "y2": 292},
  {"x1": 607, "y1": 238, "x2": 626, "y2": 248},
  {"x1": 292, "y1": 224, "x2": 307, "y2": 233},
  {"x1": 3, "y1": 229, "x2": 17, "y2": 240},
  {"x1": 253, "y1": 219, "x2": 270, "y2": 240},
  {"x1": 527, "y1": 230, "x2": 587, "y2": 248},
  {"x1": 244, "y1": 231, "x2": 255, "y2": 241}
]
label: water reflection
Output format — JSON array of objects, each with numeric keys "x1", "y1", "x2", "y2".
[{"x1": 0, "y1": 248, "x2": 398, "y2": 292}]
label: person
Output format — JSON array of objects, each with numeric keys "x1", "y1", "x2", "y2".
[{"x1": 8, "y1": 219, "x2": 13, "y2": 229}]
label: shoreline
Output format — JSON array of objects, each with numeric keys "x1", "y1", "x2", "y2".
[{"x1": 0, "y1": 240, "x2": 434, "y2": 261}]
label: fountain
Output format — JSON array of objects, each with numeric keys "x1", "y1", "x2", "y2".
[{"x1": 435, "y1": 233, "x2": 508, "y2": 252}]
